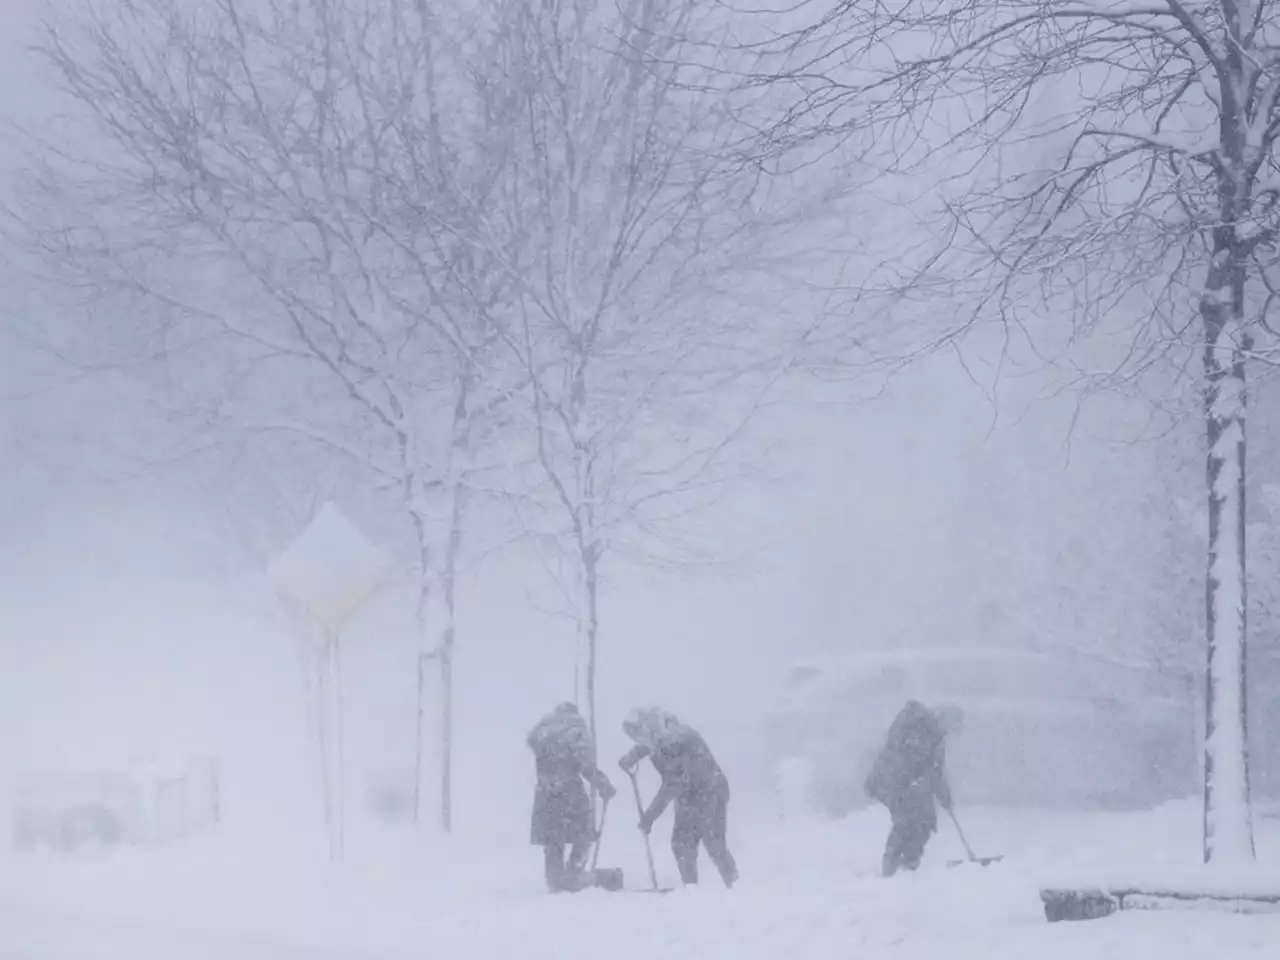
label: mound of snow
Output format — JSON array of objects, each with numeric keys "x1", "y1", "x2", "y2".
[{"x1": 1, "y1": 802, "x2": 1279, "y2": 959}]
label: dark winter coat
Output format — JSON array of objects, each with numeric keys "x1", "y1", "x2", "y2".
[
  {"x1": 864, "y1": 700, "x2": 952, "y2": 825},
  {"x1": 621, "y1": 714, "x2": 729, "y2": 825},
  {"x1": 528, "y1": 704, "x2": 613, "y2": 846}
]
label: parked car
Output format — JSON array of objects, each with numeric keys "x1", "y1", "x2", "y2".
[
  {"x1": 11, "y1": 756, "x2": 220, "y2": 856},
  {"x1": 760, "y1": 646, "x2": 1194, "y2": 816}
]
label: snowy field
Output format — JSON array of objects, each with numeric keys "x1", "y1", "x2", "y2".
[{"x1": 1, "y1": 800, "x2": 1278, "y2": 959}]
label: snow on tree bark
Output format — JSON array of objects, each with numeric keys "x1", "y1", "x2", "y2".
[{"x1": 1200, "y1": 246, "x2": 1255, "y2": 865}]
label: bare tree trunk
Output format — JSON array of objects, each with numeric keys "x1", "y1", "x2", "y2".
[
  {"x1": 413, "y1": 643, "x2": 427, "y2": 826},
  {"x1": 1200, "y1": 240, "x2": 1256, "y2": 864},
  {"x1": 437, "y1": 477, "x2": 466, "y2": 834},
  {"x1": 572, "y1": 534, "x2": 602, "y2": 817},
  {"x1": 330, "y1": 635, "x2": 347, "y2": 860},
  {"x1": 404, "y1": 413, "x2": 444, "y2": 829},
  {"x1": 409, "y1": 381, "x2": 473, "y2": 834},
  {"x1": 435, "y1": 375, "x2": 476, "y2": 834},
  {"x1": 583, "y1": 542, "x2": 600, "y2": 754},
  {"x1": 439, "y1": 645, "x2": 454, "y2": 833},
  {"x1": 410, "y1": 507, "x2": 432, "y2": 828}
]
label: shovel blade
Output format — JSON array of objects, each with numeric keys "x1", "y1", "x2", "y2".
[
  {"x1": 946, "y1": 855, "x2": 1004, "y2": 868},
  {"x1": 589, "y1": 867, "x2": 625, "y2": 891}
]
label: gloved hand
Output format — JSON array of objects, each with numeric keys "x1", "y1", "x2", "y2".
[
  {"x1": 619, "y1": 757, "x2": 637, "y2": 774},
  {"x1": 638, "y1": 810, "x2": 656, "y2": 834},
  {"x1": 599, "y1": 780, "x2": 618, "y2": 801}
]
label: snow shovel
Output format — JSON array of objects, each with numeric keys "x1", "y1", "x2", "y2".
[
  {"x1": 585, "y1": 794, "x2": 624, "y2": 892},
  {"x1": 944, "y1": 807, "x2": 1003, "y2": 868},
  {"x1": 626, "y1": 769, "x2": 673, "y2": 893}
]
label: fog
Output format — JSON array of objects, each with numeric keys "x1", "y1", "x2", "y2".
[
  {"x1": 1, "y1": 0, "x2": 1278, "y2": 957},
  {"x1": 0, "y1": 335, "x2": 1199, "y2": 846}
]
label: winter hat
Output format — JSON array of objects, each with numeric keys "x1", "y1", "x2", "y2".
[
  {"x1": 623, "y1": 707, "x2": 678, "y2": 749},
  {"x1": 529, "y1": 701, "x2": 584, "y2": 749},
  {"x1": 622, "y1": 708, "x2": 649, "y2": 743}
]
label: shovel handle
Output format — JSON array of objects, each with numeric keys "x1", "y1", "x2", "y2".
[
  {"x1": 627, "y1": 769, "x2": 660, "y2": 891},
  {"x1": 590, "y1": 794, "x2": 609, "y2": 871},
  {"x1": 946, "y1": 807, "x2": 977, "y2": 861}
]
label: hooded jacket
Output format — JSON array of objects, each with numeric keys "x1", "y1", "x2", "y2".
[
  {"x1": 528, "y1": 702, "x2": 613, "y2": 845},
  {"x1": 864, "y1": 700, "x2": 953, "y2": 812},
  {"x1": 620, "y1": 708, "x2": 729, "y2": 822}
]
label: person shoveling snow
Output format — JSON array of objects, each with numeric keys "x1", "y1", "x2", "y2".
[
  {"x1": 620, "y1": 707, "x2": 739, "y2": 889},
  {"x1": 527, "y1": 702, "x2": 618, "y2": 893},
  {"x1": 865, "y1": 700, "x2": 966, "y2": 877}
]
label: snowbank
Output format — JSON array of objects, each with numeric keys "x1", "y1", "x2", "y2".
[
  {"x1": 1, "y1": 801, "x2": 1278, "y2": 959},
  {"x1": 1039, "y1": 867, "x2": 1280, "y2": 900}
]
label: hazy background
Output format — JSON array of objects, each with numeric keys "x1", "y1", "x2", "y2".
[{"x1": 0, "y1": 0, "x2": 1268, "y2": 863}]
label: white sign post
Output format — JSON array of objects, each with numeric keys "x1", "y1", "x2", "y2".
[{"x1": 268, "y1": 503, "x2": 391, "y2": 862}]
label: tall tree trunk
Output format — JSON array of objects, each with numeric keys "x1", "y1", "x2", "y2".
[
  {"x1": 410, "y1": 504, "x2": 433, "y2": 829},
  {"x1": 583, "y1": 542, "x2": 600, "y2": 753},
  {"x1": 574, "y1": 534, "x2": 602, "y2": 816},
  {"x1": 410, "y1": 379, "x2": 475, "y2": 834},
  {"x1": 329, "y1": 635, "x2": 347, "y2": 860},
  {"x1": 439, "y1": 644, "x2": 454, "y2": 832},
  {"x1": 434, "y1": 375, "x2": 475, "y2": 834},
  {"x1": 1200, "y1": 238, "x2": 1255, "y2": 864},
  {"x1": 413, "y1": 642, "x2": 428, "y2": 826},
  {"x1": 437, "y1": 475, "x2": 466, "y2": 834},
  {"x1": 579, "y1": 437, "x2": 600, "y2": 754}
]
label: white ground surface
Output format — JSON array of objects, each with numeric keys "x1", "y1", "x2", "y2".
[{"x1": 1, "y1": 800, "x2": 1278, "y2": 959}]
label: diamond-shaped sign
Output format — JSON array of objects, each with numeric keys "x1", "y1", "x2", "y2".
[{"x1": 268, "y1": 502, "x2": 391, "y2": 630}]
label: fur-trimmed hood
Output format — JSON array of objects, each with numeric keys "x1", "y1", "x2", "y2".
[{"x1": 622, "y1": 706, "x2": 687, "y2": 751}]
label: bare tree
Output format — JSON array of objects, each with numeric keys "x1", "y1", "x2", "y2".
[
  {"x1": 722, "y1": 0, "x2": 1280, "y2": 862},
  {"x1": 6, "y1": 0, "x2": 848, "y2": 828},
  {"x1": 465, "y1": 0, "x2": 810, "y2": 746},
  {"x1": 7, "y1": 0, "x2": 528, "y2": 833}
]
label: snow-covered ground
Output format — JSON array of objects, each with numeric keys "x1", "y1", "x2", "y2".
[{"x1": 1, "y1": 800, "x2": 1278, "y2": 959}]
